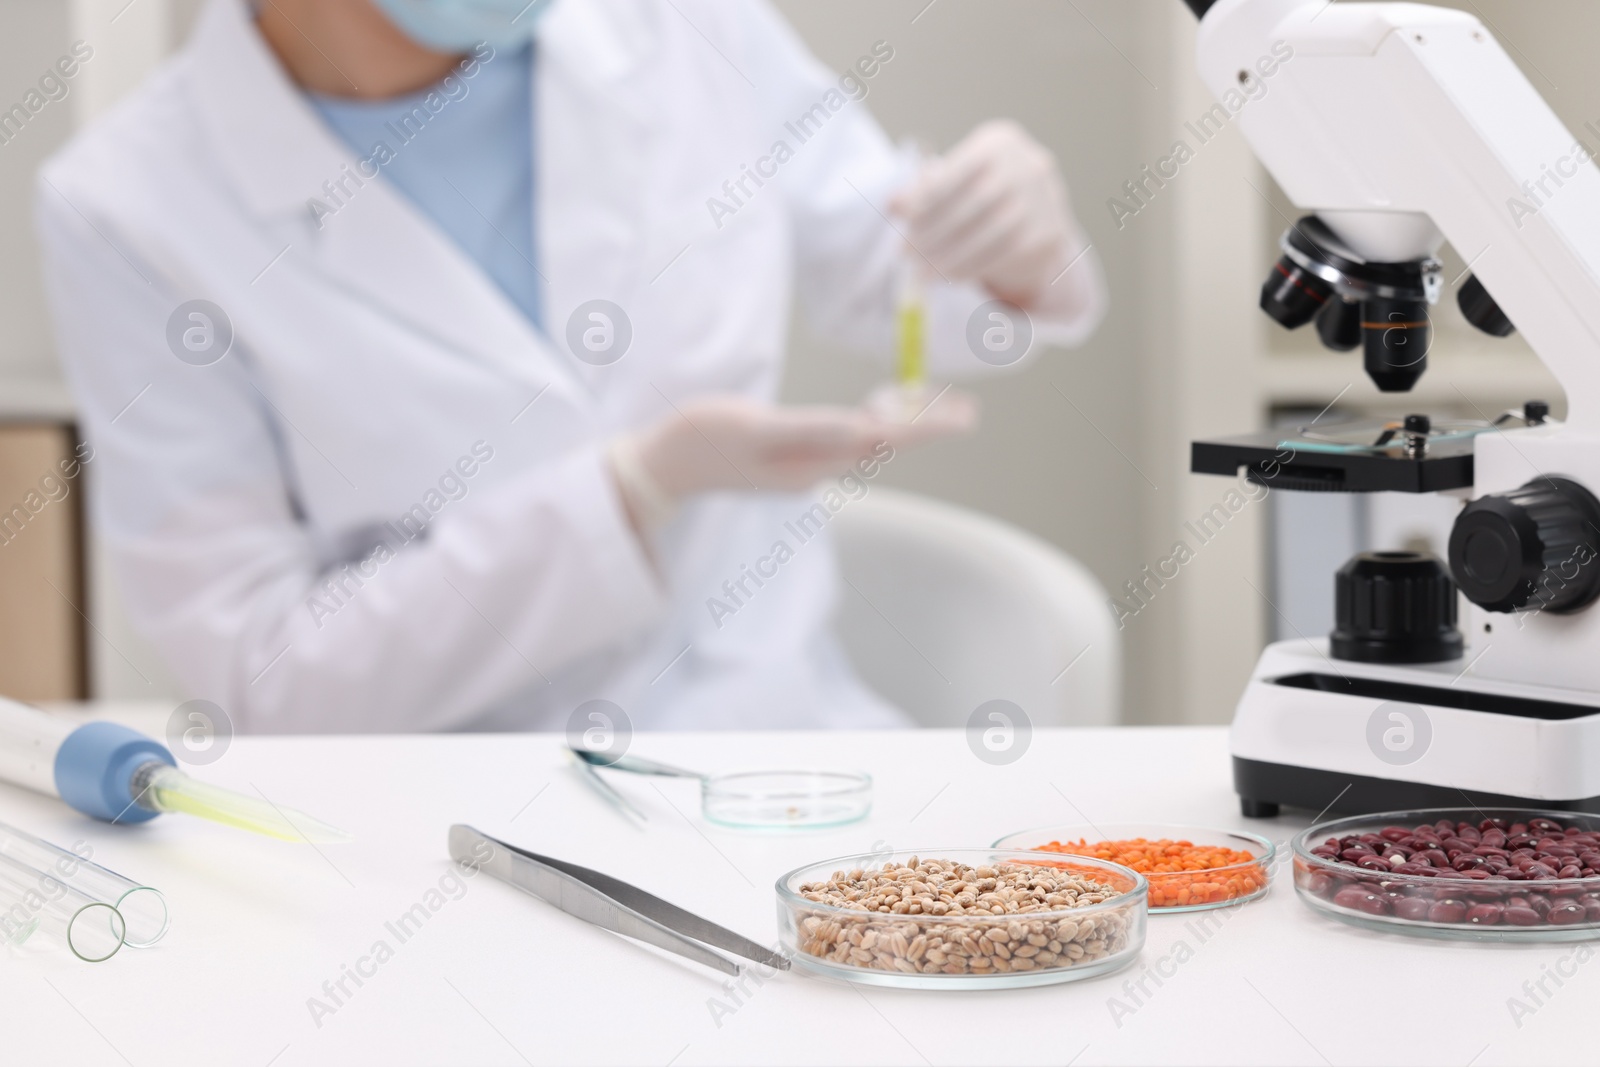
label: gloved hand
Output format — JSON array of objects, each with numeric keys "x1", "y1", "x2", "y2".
[
  {"x1": 890, "y1": 120, "x2": 1090, "y2": 310},
  {"x1": 608, "y1": 394, "x2": 975, "y2": 530}
]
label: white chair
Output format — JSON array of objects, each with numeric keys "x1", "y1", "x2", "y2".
[{"x1": 831, "y1": 488, "x2": 1119, "y2": 729}]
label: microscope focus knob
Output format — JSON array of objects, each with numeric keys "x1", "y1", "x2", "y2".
[
  {"x1": 1448, "y1": 478, "x2": 1600, "y2": 614},
  {"x1": 1331, "y1": 552, "x2": 1463, "y2": 663}
]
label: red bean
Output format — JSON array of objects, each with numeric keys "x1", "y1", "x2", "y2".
[
  {"x1": 1393, "y1": 897, "x2": 1433, "y2": 921},
  {"x1": 1311, "y1": 815, "x2": 1600, "y2": 929},
  {"x1": 1333, "y1": 886, "x2": 1391, "y2": 916},
  {"x1": 1549, "y1": 902, "x2": 1588, "y2": 925},
  {"x1": 1466, "y1": 903, "x2": 1503, "y2": 924}
]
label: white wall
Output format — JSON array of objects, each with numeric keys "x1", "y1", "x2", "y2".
[{"x1": 0, "y1": 1, "x2": 77, "y2": 383}]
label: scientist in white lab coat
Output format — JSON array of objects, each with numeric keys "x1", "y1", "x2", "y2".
[{"x1": 36, "y1": 0, "x2": 1106, "y2": 733}]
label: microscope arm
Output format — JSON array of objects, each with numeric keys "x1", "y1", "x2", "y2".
[{"x1": 1194, "y1": 0, "x2": 1600, "y2": 426}]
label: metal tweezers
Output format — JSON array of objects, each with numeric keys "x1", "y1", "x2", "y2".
[{"x1": 448, "y1": 825, "x2": 790, "y2": 977}]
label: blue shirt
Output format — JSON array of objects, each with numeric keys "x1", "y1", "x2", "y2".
[{"x1": 308, "y1": 45, "x2": 542, "y2": 332}]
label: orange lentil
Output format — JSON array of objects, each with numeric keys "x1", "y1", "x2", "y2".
[{"x1": 1033, "y1": 837, "x2": 1267, "y2": 908}]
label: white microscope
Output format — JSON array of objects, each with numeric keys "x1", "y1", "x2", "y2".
[{"x1": 1184, "y1": 0, "x2": 1600, "y2": 816}]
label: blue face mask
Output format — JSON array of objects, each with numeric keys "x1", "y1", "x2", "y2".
[{"x1": 373, "y1": 0, "x2": 556, "y2": 52}]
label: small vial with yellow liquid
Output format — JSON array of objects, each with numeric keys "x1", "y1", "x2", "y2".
[{"x1": 896, "y1": 257, "x2": 926, "y2": 392}]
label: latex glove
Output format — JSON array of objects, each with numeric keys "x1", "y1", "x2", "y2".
[
  {"x1": 608, "y1": 394, "x2": 975, "y2": 529},
  {"x1": 890, "y1": 120, "x2": 1088, "y2": 310}
]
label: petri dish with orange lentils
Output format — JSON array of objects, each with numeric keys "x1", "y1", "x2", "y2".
[{"x1": 994, "y1": 824, "x2": 1275, "y2": 913}]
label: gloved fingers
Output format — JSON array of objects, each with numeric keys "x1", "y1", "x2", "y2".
[
  {"x1": 750, "y1": 408, "x2": 975, "y2": 478},
  {"x1": 758, "y1": 432, "x2": 884, "y2": 465},
  {"x1": 640, "y1": 394, "x2": 974, "y2": 498},
  {"x1": 907, "y1": 172, "x2": 1013, "y2": 259},
  {"x1": 927, "y1": 200, "x2": 1036, "y2": 282},
  {"x1": 672, "y1": 396, "x2": 852, "y2": 450},
  {"x1": 894, "y1": 119, "x2": 1042, "y2": 219},
  {"x1": 889, "y1": 140, "x2": 991, "y2": 225},
  {"x1": 739, "y1": 405, "x2": 886, "y2": 450},
  {"x1": 863, "y1": 384, "x2": 980, "y2": 439}
]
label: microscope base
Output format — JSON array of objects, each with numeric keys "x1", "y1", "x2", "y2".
[
  {"x1": 1232, "y1": 757, "x2": 1600, "y2": 819},
  {"x1": 1229, "y1": 640, "x2": 1600, "y2": 820}
]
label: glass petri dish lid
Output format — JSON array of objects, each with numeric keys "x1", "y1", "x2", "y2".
[
  {"x1": 993, "y1": 823, "x2": 1275, "y2": 913},
  {"x1": 1294, "y1": 808, "x2": 1600, "y2": 941},
  {"x1": 776, "y1": 848, "x2": 1147, "y2": 989},
  {"x1": 702, "y1": 770, "x2": 871, "y2": 830}
]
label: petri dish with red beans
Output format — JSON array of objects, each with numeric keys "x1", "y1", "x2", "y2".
[{"x1": 1294, "y1": 808, "x2": 1600, "y2": 941}]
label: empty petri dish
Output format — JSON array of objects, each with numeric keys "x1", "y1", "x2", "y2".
[{"x1": 701, "y1": 770, "x2": 871, "y2": 830}]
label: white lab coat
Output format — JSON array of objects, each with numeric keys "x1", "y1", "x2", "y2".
[{"x1": 36, "y1": 0, "x2": 1105, "y2": 734}]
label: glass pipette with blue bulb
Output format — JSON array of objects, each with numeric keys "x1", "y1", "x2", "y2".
[{"x1": 0, "y1": 698, "x2": 349, "y2": 843}]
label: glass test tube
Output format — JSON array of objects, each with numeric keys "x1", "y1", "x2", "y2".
[
  {"x1": 0, "y1": 821, "x2": 168, "y2": 947},
  {"x1": 0, "y1": 853, "x2": 126, "y2": 962},
  {"x1": 893, "y1": 137, "x2": 929, "y2": 409},
  {"x1": 896, "y1": 257, "x2": 926, "y2": 390}
]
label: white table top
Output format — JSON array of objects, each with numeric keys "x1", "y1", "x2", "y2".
[{"x1": 1, "y1": 714, "x2": 1591, "y2": 1066}]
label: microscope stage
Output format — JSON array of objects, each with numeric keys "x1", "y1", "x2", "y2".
[{"x1": 1191, "y1": 428, "x2": 1476, "y2": 493}]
